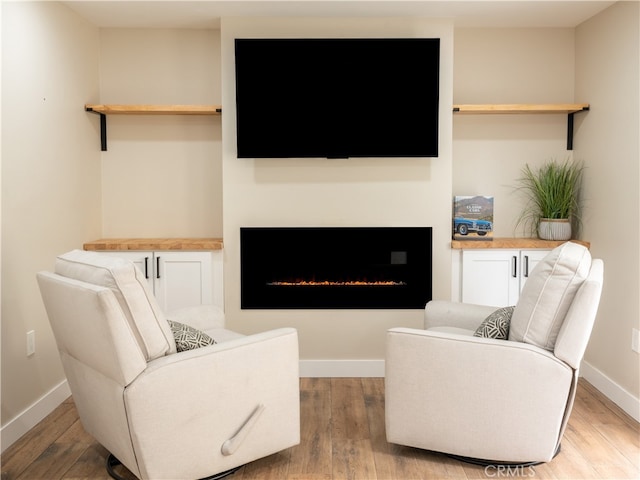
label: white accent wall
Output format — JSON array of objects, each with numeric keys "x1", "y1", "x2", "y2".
[
  {"x1": 98, "y1": 28, "x2": 223, "y2": 238},
  {"x1": 453, "y1": 28, "x2": 576, "y2": 237},
  {"x1": 220, "y1": 17, "x2": 455, "y2": 361},
  {"x1": 575, "y1": 1, "x2": 640, "y2": 418},
  {"x1": 1, "y1": 1, "x2": 101, "y2": 449}
]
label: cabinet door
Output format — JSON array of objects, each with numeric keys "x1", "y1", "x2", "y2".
[
  {"x1": 99, "y1": 251, "x2": 154, "y2": 289},
  {"x1": 154, "y1": 251, "x2": 213, "y2": 313},
  {"x1": 519, "y1": 249, "x2": 550, "y2": 291},
  {"x1": 461, "y1": 250, "x2": 520, "y2": 307}
]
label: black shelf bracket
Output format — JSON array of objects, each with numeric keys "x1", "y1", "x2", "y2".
[
  {"x1": 567, "y1": 106, "x2": 589, "y2": 151},
  {"x1": 85, "y1": 106, "x2": 108, "y2": 151}
]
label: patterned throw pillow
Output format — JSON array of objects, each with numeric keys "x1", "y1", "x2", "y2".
[
  {"x1": 473, "y1": 306, "x2": 515, "y2": 340},
  {"x1": 167, "y1": 319, "x2": 216, "y2": 352}
]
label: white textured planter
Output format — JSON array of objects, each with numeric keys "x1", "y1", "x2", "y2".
[{"x1": 538, "y1": 218, "x2": 572, "y2": 241}]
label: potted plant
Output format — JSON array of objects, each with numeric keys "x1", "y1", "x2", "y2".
[{"x1": 515, "y1": 158, "x2": 584, "y2": 240}]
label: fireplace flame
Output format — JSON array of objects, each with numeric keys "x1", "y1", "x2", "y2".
[{"x1": 267, "y1": 280, "x2": 407, "y2": 286}]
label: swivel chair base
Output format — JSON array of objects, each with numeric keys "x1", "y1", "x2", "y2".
[
  {"x1": 445, "y1": 444, "x2": 561, "y2": 468},
  {"x1": 106, "y1": 453, "x2": 242, "y2": 480}
]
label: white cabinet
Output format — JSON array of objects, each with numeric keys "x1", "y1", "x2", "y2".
[
  {"x1": 453, "y1": 249, "x2": 550, "y2": 307},
  {"x1": 102, "y1": 250, "x2": 223, "y2": 313}
]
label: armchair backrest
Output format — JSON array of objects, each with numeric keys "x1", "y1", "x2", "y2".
[
  {"x1": 53, "y1": 250, "x2": 176, "y2": 360},
  {"x1": 554, "y1": 259, "x2": 604, "y2": 369},
  {"x1": 509, "y1": 242, "x2": 592, "y2": 351},
  {"x1": 37, "y1": 271, "x2": 148, "y2": 386}
]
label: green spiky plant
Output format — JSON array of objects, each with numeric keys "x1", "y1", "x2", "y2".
[{"x1": 515, "y1": 158, "x2": 584, "y2": 238}]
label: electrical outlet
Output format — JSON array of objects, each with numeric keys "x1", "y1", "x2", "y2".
[
  {"x1": 632, "y1": 328, "x2": 640, "y2": 354},
  {"x1": 27, "y1": 330, "x2": 35, "y2": 356}
]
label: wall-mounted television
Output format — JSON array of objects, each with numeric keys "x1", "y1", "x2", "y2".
[{"x1": 234, "y1": 38, "x2": 440, "y2": 159}]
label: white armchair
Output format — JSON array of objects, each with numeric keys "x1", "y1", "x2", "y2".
[
  {"x1": 385, "y1": 242, "x2": 603, "y2": 465},
  {"x1": 37, "y1": 250, "x2": 300, "y2": 480}
]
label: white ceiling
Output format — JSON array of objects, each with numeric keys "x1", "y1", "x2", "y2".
[{"x1": 63, "y1": 1, "x2": 617, "y2": 29}]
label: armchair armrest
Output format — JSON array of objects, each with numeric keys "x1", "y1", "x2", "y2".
[
  {"x1": 424, "y1": 300, "x2": 498, "y2": 331},
  {"x1": 123, "y1": 328, "x2": 300, "y2": 480},
  {"x1": 385, "y1": 327, "x2": 573, "y2": 463}
]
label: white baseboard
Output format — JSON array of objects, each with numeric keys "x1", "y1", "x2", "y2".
[
  {"x1": 581, "y1": 360, "x2": 640, "y2": 422},
  {"x1": 300, "y1": 359, "x2": 385, "y2": 377},
  {"x1": 1, "y1": 380, "x2": 71, "y2": 454}
]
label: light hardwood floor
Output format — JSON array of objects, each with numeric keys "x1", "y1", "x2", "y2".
[{"x1": 2, "y1": 378, "x2": 638, "y2": 480}]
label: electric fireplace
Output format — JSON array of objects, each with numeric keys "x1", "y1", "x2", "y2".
[{"x1": 240, "y1": 227, "x2": 432, "y2": 309}]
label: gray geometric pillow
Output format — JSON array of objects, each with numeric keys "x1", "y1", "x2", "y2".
[
  {"x1": 167, "y1": 319, "x2": 216, "y2": 352},
  {"x1": 473, "y1": 306, "x2": 515, "y2": 340}
]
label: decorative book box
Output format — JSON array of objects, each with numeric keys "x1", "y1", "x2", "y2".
[{"x1": 453, "y1": 196, "x2": 494, "y2": 240}]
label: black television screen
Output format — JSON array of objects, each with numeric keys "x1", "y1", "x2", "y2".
[{"x1": 234, "y1": 38, "x2": 440, "y2": 159}]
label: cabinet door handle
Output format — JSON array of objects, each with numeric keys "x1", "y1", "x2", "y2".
[
  {"x1": 144, "y1": 257, "x2": 149, "y2": 279},
  {"x1": 156, "y1": 256, "x2": 161, "y2": 279},
  {"x1": 512, "y1": 256, "x2": 517, "y2": 278},
  {"x1": 524, "y1": 255, "x2": 530, "y2": 277}
]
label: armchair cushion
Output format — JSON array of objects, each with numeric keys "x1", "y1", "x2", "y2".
[
  {"x1": 166, "y1": 304, "x2": 226, "y2": 332},
  {"x1": 473, "y1": 306, "x2": 514, "y2": 339},
  {"x1": 509, "y1": 242, "x2": 591, "y2": 350},
  {"x1": 168, "y1": 320, "x2": 216, "y2": 352}
]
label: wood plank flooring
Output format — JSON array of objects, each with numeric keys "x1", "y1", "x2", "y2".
[{"x1": 2, "y1": 378, "x2": 638, "y2": 480}]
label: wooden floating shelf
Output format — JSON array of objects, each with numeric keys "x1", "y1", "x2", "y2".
[
  {"x1": 85, "y1": 104, "x2": 222, "y2": 151},
  {"x1": 452, "y1": 103, "x2": 590, "y2": 150},
  {"x1": 84, "y1": 238, "x2": 223, "y2": 251},
  {"x1": 451, "y1": 238, "x2": 590, "y2": 250},
  {"x1": 85, "y1": 104, "x2": 222, "y2": 115},
  {"x1": 453, "y1": 103, "x2": 589, "y2": 115}
]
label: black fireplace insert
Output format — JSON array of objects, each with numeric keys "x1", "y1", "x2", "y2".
[{"x1": 240, "y1": 227, "x2": 432, "y2": 309}]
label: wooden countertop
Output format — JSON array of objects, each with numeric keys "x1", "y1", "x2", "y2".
[
  {"x1": 451, "y1": 238, "x2": 590, "y2": 249},
  {"x1": 84, "y1": 238, "x2": 223, "y2": 251},
  {"x1": 84, "y1": 237, "x2": 585, "y2": 252}
]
